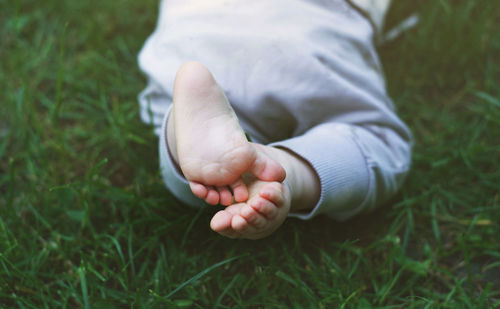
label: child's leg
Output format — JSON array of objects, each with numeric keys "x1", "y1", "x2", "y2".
[
  {"x1": 168, "y1": 62, "x2": 320, "y2": 239},
  {"x1": 169, "y1": 62, "x2": 287, "y2": 205}
]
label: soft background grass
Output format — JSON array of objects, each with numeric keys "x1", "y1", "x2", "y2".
[{"x1": 1, "y1": 0, "x2": 499, "y2": 307}]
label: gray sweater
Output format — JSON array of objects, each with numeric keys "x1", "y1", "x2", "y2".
[{"x1": 138, "y1": 0, "x2": 412, "y2": 220}]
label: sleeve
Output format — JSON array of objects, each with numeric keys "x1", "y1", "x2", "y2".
[{"x1": 271, "y1": 120, "x2": 412, "y2": 221}]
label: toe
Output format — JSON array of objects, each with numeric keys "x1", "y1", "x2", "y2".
[
  {"x1": 230, "y1": 178, "x2": 249, "y2": 202},
  {"x1": 217, "y1": 186, "x2": 233, "y2": 206},
  {"x1": 259, "y1": 183, "x2": 285, "y2": 207},
  {"x1": 231, "y1": 215, "x2": 250, "y2": 232},
  {"x1": 210, "y1": 210, "x2": 232, "y2": 232},
  {"x1": 205, "y1": 187, "x2": 220, "y2": 205},
  {"x1": 210, "y1": 211, "x2": 241, "y2": 238},
  {"x1": 250, "y1": 197, "x2": 279, "y2": 219},
  {"x1": 241, "y1": 203, "x2": 268, "y2": 228},
  {"x1": 189, "y1": 182, "x2": 208, "y2": 199}
]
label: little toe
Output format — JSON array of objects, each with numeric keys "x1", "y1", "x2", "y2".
[
  {"x1": 189, "y1": 181, "x2": 208, "y2": 199},
  {"x1": 205, "y1": 187, "x2": 220, "y2": 205},
  {"x1": 250, "y1": 197, "x2": 279, "y2": 220},
  {"x1": 230, "y1": 178, "x2": 249, "y2": 202},
  {"x1": 217, "y1": 186, "x2": 233, "y2": 206}
]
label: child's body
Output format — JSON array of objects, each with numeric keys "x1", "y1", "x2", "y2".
[{"x1": 138, "y1": 0, "x2": 412, "y2": 239}]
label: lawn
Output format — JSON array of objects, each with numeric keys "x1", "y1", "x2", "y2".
[{"x1": 1, "y1": 0, "x2": 499, "y2": 307}]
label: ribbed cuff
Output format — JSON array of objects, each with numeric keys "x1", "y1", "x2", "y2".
[{"x1": 271, "y1": 122, "x2": 370, "y2": 221}]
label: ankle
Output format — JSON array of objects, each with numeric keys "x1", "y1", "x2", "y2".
[{"x1": 270, "y1": 147, "x2": 320, "y2": 212}]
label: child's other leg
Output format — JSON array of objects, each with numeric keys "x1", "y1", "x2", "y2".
[
  {"x1": 209, "y1": 145, "x2": 321, "y2": 239},
  {"x1": 168, "y1": 62, "x2": 320, "y2": 239}
]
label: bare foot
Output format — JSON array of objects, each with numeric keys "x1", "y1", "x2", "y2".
[
  {"x1": 209, "y1": 145, "x2": 321, "y2": 239},
  {"x1": 170, "y1": 62, "x2": 286, "y2": 205},
  {"x1": 210, "y1": 175, "x2": 291, "y2": 240}
]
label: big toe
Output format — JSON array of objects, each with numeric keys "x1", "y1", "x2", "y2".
[{"x1": 210, "y1": 210, "x2": 233, "y2": 232}]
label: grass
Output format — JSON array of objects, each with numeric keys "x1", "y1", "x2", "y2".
[{"x1": 1, "y1": 0, "x2": 499, "y2": 307}]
